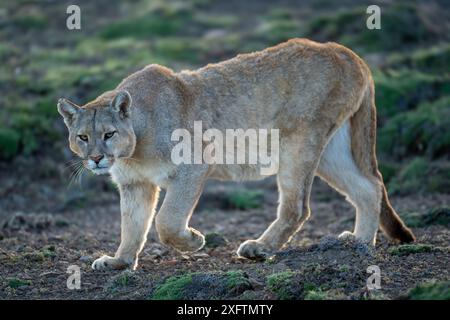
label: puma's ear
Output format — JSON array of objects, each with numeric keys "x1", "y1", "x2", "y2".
[
  {"x1": 57, "y1": 98, "x2": 80, "y2": 126},
  {"x1": 111, "y1": 90, "x2": 132, "y2": 119}
]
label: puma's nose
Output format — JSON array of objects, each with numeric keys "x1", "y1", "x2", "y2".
[{"x1": 90, "y1": 155, "x2": 104, "y2": 164}]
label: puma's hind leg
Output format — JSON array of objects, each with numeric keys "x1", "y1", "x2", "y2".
[
  {"x1": 317, "y1": 121, "x2": 382, "y2": 245},
  {"x1": 237, "y1": 130, "x2": 331, "y2": 260}
]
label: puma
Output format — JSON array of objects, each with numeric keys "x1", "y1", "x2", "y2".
[{"x1": 57, "y1": 38, "x2": 415, "y2": 270}]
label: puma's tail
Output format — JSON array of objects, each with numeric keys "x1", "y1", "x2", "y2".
[
  {"x1": 350, "y1": 72, "x2": 415, "y2": 243},
  {"x1": 379, "y1": 184, "x2": 415, "y2": 242}
]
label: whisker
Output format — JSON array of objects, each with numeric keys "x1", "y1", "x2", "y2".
[
  {"x1": 67, "y1": 163, "x2": 83, "y2": 189},
  {"x1": 76, "y1": 166, "x2": 86, "y2": 186}
]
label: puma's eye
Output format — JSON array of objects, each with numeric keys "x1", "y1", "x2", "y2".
[
  {"x1": 78, "y1": 134, "x2": 88, "y2": 142},
  {"x1": 104, "y1": 131, "x2": 116, "y2": 140}
]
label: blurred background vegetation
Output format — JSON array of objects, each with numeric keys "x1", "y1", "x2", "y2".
[{"x1": 0, "y1": 0, "x2": 449, "y2": 196}]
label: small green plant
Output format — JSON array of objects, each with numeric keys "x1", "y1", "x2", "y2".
[
  {"x1": 386, "y1": 44, "x2": 450, "y2": 73},
  {"x1": 0, "y1": 128, "x2": 20, "y2": 159},
  {"x1": 42, "y1": 245, "x2": 57, "y2": 258},
  {"x1": 105, "y1": 270, "x2": 138, "y2": 295},
  {"x1": 407, "y1": 281, "x2": 450, "y2": 300},
  {"x1": 99, "y1": 6, "x2": 192, "y2": 39},
  {"x1": 227, "y1": 189, "x2": 264, "y2": 210},
  {"x1": 378, "y1": 96, "x2": 450, "y2": 159},
  {"x1": 401, "y1": 207, "x2": 450, "y2": 228},
  {"x1": 114, "y1": 270, "x2": 135, "y2": 287},
  {"x1": 23, "y1": 251, "x2": 46, "y2": 262},
  {"x1": 226, "y1": 270, "x2": 251, "y2": 290},
  {"x1": 152, "y1": 274, "x2": 193, "y2": 300},
  {"x1": 8, "y1": 278, "x2": 32, "y2": 289},
  {"x1": 388, "y1": 243, "x2": 435, "y2": 255},
  {"x1": 266, "y1": 271, "x2": 295, "y2": 300},
  {"x1": 304, "y1": 289, "x2": 329, "y2": 300}
]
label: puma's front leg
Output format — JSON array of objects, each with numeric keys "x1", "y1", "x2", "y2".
[
  {"x1": 92, "y1": 181, "x2": 159, "y2": 271},
  {"x1": 155, "y1": 166, "x2": 208, "y2": 253}
]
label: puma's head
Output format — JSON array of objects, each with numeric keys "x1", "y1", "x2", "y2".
[{"x1": 57, "y1": 90, "x2": 136, "y2": 175}]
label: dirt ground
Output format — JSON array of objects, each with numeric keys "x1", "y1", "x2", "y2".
[{"x1": 0, "y1": 166, "x2": 449, "y2": 299}]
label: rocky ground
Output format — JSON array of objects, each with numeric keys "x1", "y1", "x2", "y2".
[{"x1": 0, "y1": 170, "x2": 449, "y2": 299}]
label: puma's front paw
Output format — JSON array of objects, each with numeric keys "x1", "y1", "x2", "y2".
[
  {"x1": 91, "y1": 255, "x2": 134, "y2": 271},
  {"x1": 338, "y1": 231, "x2": 356, "y2": 240},
  {"x1": 237, "y1": 240, "x2": 271, "y2": 260},
  {"x1": 160, "y1": 227, "x2": 205, "y2": 253}
]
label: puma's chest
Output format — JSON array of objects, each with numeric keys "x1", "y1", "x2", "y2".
[{"x1": 110, "y1": 160, "x2": 175, "y2": 188}]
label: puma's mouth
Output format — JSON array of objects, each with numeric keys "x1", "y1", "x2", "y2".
[
  {"x1": 90, "y1": 167, "x2": 110, "y2": 175},
  {"x1": 85, "y1": 157, "x2": 113, "y2": 175}
]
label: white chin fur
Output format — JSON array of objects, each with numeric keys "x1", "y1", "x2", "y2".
[{"x1": 91, "y1": 168, "x2": 110, "y2": 175}]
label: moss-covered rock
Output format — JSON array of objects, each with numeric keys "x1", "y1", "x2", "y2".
[
  {"x1": 152, "y1": 274, "x2": 193, "y2": 300},
  {"x1": 388, "y1": 244, "x2": 437, "y2": 256},
  {"x1": 266, "y1": 271, "x2": 296, "y2": 300},
  {"x1": 151, "y1": 271, "x2": 253, "y2": 300}
]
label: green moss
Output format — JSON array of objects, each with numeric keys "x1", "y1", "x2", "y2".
[
  {"x1": 226, "y1": 270, "x2": 250, "y2": 290},
  {"x1": 378, "y1": 97, "x2": 450, "y2": 159},
  {"x1": 385, "y1": 160, "x2": 450, "y2": 195},
  {"x1": 422, "y1": 207, "x2": 450, "y2": 227},
  {"x1": 304, "y1": 289, "x2": 329, "y2": 300},
  {"x1": 400, "y1": 212, "x2": 426, "y2": 228},
  {"x1": 0, "y1": 43, "x2": 20, "y2": 60},
  {"x1": 386, "y1": 44, "x2": 450, "y2": 74},
  {"x1": 42, "y1": 245, "x2": 57, "y2": 258},
  {"x1": 113, "y1": 271, "x2": 135, "y2": 287},
  {"x1": 305, "y1": 4, "x2": 437, "y2": 53},
  {"x1": 388, "y1": 244, "x2": 435, "y2": 256},
  {"x1": 401, "y1": 207, "x2": 450, "y2": 228},
  {"x1": 378, "y1": 161, "x2": 399, "y2": 183},
  {"x1": 407, "y1": 281, "x2": 450, "y2": 300},
  {"x1": 154, "y1": 38, "x2": 200, "y2": 63},
  {"x1": 266, "y1": 271, "x2": 295, "y2": 300},
  {"x1": 305, "y1": 8, "x2": 363, "y2": 42},
  {"x1": 151, "y1": 274, "x2": 193, "y2": 300},
  {"x1": 256, "y1": 15, "x2": 300, "y2": 45},
  {"x1": 227, "y1": 189, "x2": 264, "y2": 210},
  {"x1": 8, "y1": 278, "x2": 32, "y2": 289},
  {"x1": 0, "y1": 128, "x2": 20, "y2": 159},
  {"x1": 387, "y1": 157, "x2": 427, "y2": 194},
  {"x1": 13, "y1": 13, "x2": 48, "y2": 30},
  {"x1": 194, "y1": 13, "x2": 238, "y2": 28},
  {"x1": 23, "y1": 251, "x2": 46, "y2": 262},
  {"x1": 373, "y1": 70, "x2": 448, "y2": 120},
  {"x1": 99, "y1": 6, "x2": 192, "y2": 39},
  {"x1": 6, "y1": 105, "x2": 61, "y2": 156}
]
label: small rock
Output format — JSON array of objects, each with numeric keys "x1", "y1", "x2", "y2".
[
  {"x1": 79, "y1": 255, "x2": 92, "y2": 263},
  {"x1": 205, "y1": 233, "x2": 228, "y2": 248}
]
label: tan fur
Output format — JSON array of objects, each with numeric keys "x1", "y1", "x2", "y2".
[{"x1": 58, "y1": 39, "x2": 414, "y2": 270}]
